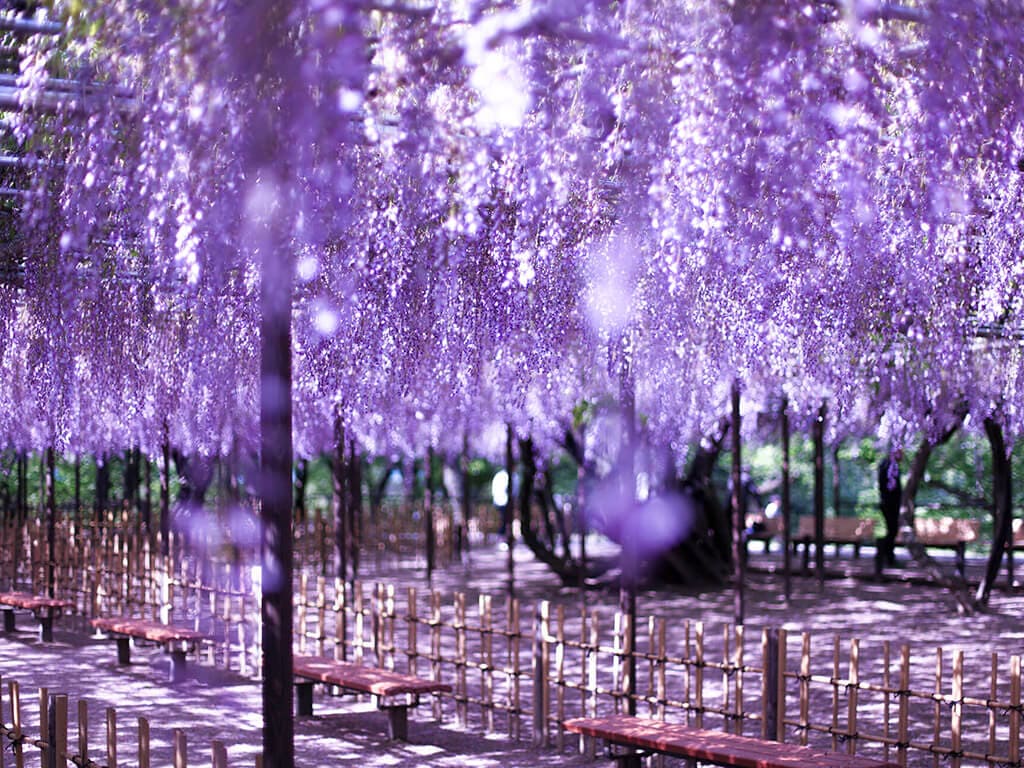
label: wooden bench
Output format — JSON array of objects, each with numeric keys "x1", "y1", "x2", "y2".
[
  {"x1": 795, "y1": 516, "x2": 875, "y2": 567},
  {"x1": 563, "y1": 715, "x2": 899, "y2": 768},
  {"x1": 0, "y1": 592, "x2": 74, "y2": 642},
  {"x1": 896, "y1": 517, "x2": 979, "y2": 577},
  {"x1": 90, "y1": 617, "x2": 207, "y2": 683},
  {"x1": 743, "y1": 515, "x2": 783, "y2": 555},
  {"x1": 293, "y1": 655, "x2": 451, "y2": 740}
]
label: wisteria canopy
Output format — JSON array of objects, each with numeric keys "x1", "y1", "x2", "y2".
[{"x1": 1, "y1": 0, "x2": 1023, "y2": 462}]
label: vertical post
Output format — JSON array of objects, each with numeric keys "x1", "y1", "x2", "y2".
[
  {"x1": 347, "y1": 440, "x2": 360, "y2": 587},
  {"x1": 897, "y1": 646, "x2": 910, "y2": 766},
  {"x1": 505, "y1": 425, "x2": 515, "y2": 598},
  {"x1": 77, "y1": 699, "x2": 88, "y2": 766},
  {"x1": 73, "y1": 457, "x2": 81, "y2": 519},
  {"x1": 730, "y1": 380, "x2": 744, "y2": 625},
  {"x1": 1010, "y1": 655, "x2": 1021, "y2": 766},
  {"x1": 813, "y1": 403, "x2": 827, "y2": 590},
  {"x1": 258, "y1": 132, "x2": 295, "y2": 768},
  {"x1": 781, "y1": 398, "x2": 792, "y2": 604},
  {"x1": 173, "y1": 729, "x2": 186, "y2": 768},
  {"x1": 831, "y1": 443, "x2": 841, "y2": 517},
  {"x1": 847, "y1": 639, "x2": 859, "y2": 754},
  {"x1": 424, "y1": 447, "x2": 436, "y2": 583},
  {"x1": 160, "y1": 426, "x2": 171, "y2": 557},
  {"x1": 950, "y1": 650, "x2": 963, "y2": 768},
  {"x1": 532, "y1": 600, "x2": 550, "y2": 747},
  {"x1": 332, "y1": 415, "x2": 347, "y2": 584},
  {"x1": 763, "y1": 628, "x2": 780, "y2": 741},
  {"x1": 106, "y1": 708, "x2": 118, "y2": 768},
  {"x1": 138, "y1": 717, "x2": 150, "y2": 768},
  {"x1": 46, "y1": 447, "x2": 56, "y2": 599}
]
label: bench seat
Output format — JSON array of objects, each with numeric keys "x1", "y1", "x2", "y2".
[
  {"x1": 293, "y1": 655, "x2": 451, "y2": 740},
  {"x1": 564, "y1": 715, "x2": 899, "y2": 768},
  {"x1": 795, "y1": 517, "x2": 875, "y2": 567},
  {"x1": 0, "y1": 592, "x2": 74, "y2": 641},
  {"x1": 91, "y1": 617, "x2": 207, "y2": 683},
  {"x1": 895, "y1": 518, "x2": 979, "y2": 576}
]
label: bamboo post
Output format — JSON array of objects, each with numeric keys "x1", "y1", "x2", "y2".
[
  {"x1": 1010, "y1": 655, "x2": 1021, "y2": 766},
  {"x1": 480, "y1": 594, "x2": 494, "y2": 733},
  {"x1": 763, "y1": 629, "x2": 779, "y2": 741},
  {"x1": 455, "y1": 592, "x2": 468, "y2": 727},
  {"x1": 933, "y1": 648, "x2": 943, "y2": 768},
  {"x1": 212, "y1": 740, "x2": 227, "y2": 768},
  {"x1": 39, "y1": 689, "x2": 48, "y2": 767},
  {"x1": 897, "y1": 645, "x2": 910, "y2": 766},
  {"x1": 316, "y1": 576, "x2": 326, "y2": 658},
  {"x1": 173, "y1": 729, "x2": 186, "y2": 768},
  {"x1": 353, "y1": 581, "x2": 364, "y2": 663},
  {"x1": 333, "y1": 577, "x2": 346, "y2": 662},
  {"x1": 848, "y1": 639, "x2": 859, "y2": 755},
  {"x1": 510, "y1": 598, "x2": 522, "y2": 741},
  {"x1": 988, "y1": 653, "x2": 997, "y2": 759},
  {"x1": 883, "y1": 642, "x2": 892, "y2": 764},
  {"x1": 831, "y1": 635, "x2": 840, "y2": 751},
  {"x1": 78, "y1": 699, "x2": 88, "y2": 766},
  {"x1": 951, "y1": 650, "x2": 963, "y2": 768},
  {"x1": 799, "y1": 633, "x2": 810, "y2": 746},
  {"x1": 430, "y1": 590, "x2": 442, "y2": 721},
  {"x1": 734, "y1": 625, "x2": 744, "y2": 735},
  {"x1": 408, "y1": 587, "x2": 418, "y2": 676},
  {"x1": 10, "y1": 681, "x2": 23, "y2": 768},
  {"x1": 554, "y1": 604, "x2": 565, "y2": 749},
  {"x1": 106, "y1": 708, "x2": 117, "y2": 768},
  {"x1": 656, "y1": 618, "x2": 667, "y2": 721},
  {"x1": 532, "y1": 600, "x2": 550, "y2": 747},
  {"x1": 683, "y1": 621, "x2": 691, "y2": 726},
  {"x1": 139, "y1": 717, "x2": 150, "y2": 768},
  {"x1": 695, "y1": 622, "x2": 705, "y2": 730},
  {"x1": 297, "y1": 572, "x2": 308, "y2": 654}
]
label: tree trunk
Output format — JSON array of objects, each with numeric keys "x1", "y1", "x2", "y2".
[
  {"x1": 812, "y1": 403, "x2": 826, "y2": 588},
  {"x1": 332, "y1": 417, "x2": 348, "y2": 584},
  {"x1": 293, "y1": 458, "x2": 308, "y2": 526},
  {"x1": 898, "y1": 420, "x2": 973, "y2": 613},
  {"x1": 46, "y1": 447, "x2": 56, "y2": 598},
  {"x1": 781, "y1": 398, "x2": 792, "y2": 604},
  {"x1": 975, "y1": 418, "x2": 1012, "y2": 608},
  {"x1": 347, "y1": 440, "x2": 360, "y2": 586},
  {"x1": 730, "y1": 379, "x2": 744, "y2": 625},
  {"x1": 95, "y1": 454, "x2": 110, "y2": 523},
  {"x1": 425, "y1": 446, "x2": 436, "y2": 583},
  {"x1": 505, "y1": 425, "x2": 516, "y2": 598},
  {"x1": 160, "y1": 432, "x2": 171, "y2": 556}
]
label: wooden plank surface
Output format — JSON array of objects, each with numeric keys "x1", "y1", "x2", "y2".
[
  {"x1": 91, "y1": 617, "x2": 206, "y2": 643},
  {"x1": 293, "y1": 655, "x2": 451, "y2": 697},
  {"x1": 0, "y1": 592, "x2": 73, "y2": 610},
  {"x1": 563, "y1": 715, "x2": 900, "y2": 768}
]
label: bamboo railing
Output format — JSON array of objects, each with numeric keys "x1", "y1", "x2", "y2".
[{"x1": 0, "y1": 517, "x2": 1020, "y2": 767}]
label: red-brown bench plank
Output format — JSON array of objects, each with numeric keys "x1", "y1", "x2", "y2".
[
  {"x1": 293, "y1": 655, "x2": 451, "y2": 739},
  {"x1": 91, "y1": 617, "x2": 207, "y2": 683},
  {"x1": 0, "y1": 592, "x2": 74, "y2": 641},
  {"x1": 563, "y1": 715, "x2": 900, "y2": 768}
]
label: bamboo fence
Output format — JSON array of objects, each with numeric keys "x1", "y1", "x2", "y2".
[
  {"x1": 0, "y1": 673, "x2": 246, "y2": 768},
  {"x1": 0, "y1": 517, "x2": 1021, "y2": 767}
]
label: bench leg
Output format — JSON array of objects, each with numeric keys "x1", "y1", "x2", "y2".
[
  {"x1": 169, "y1": 650, "x2": 187, "y2": 683},
  {"x1": 2, "y1": 609, "x2": 14, "y2": 633},
  {"x1": 956, "y1": 544, "x2": 966, "y2": 578},
  {"x1": 38, "y1": 614, "x2": 54, "y2": 643},
  {"x1": 116, "y1": 637, "x2": 131, "y2": 665},
  {"x1": 385, "y1": 707, "x2": 408, "y2": 740},
  {"x1": 613, "y1": 752, "x2": 642, "y2": 768},
  {"x1": 296, "y1": 682, "x2": 314, "y2": 716}
]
